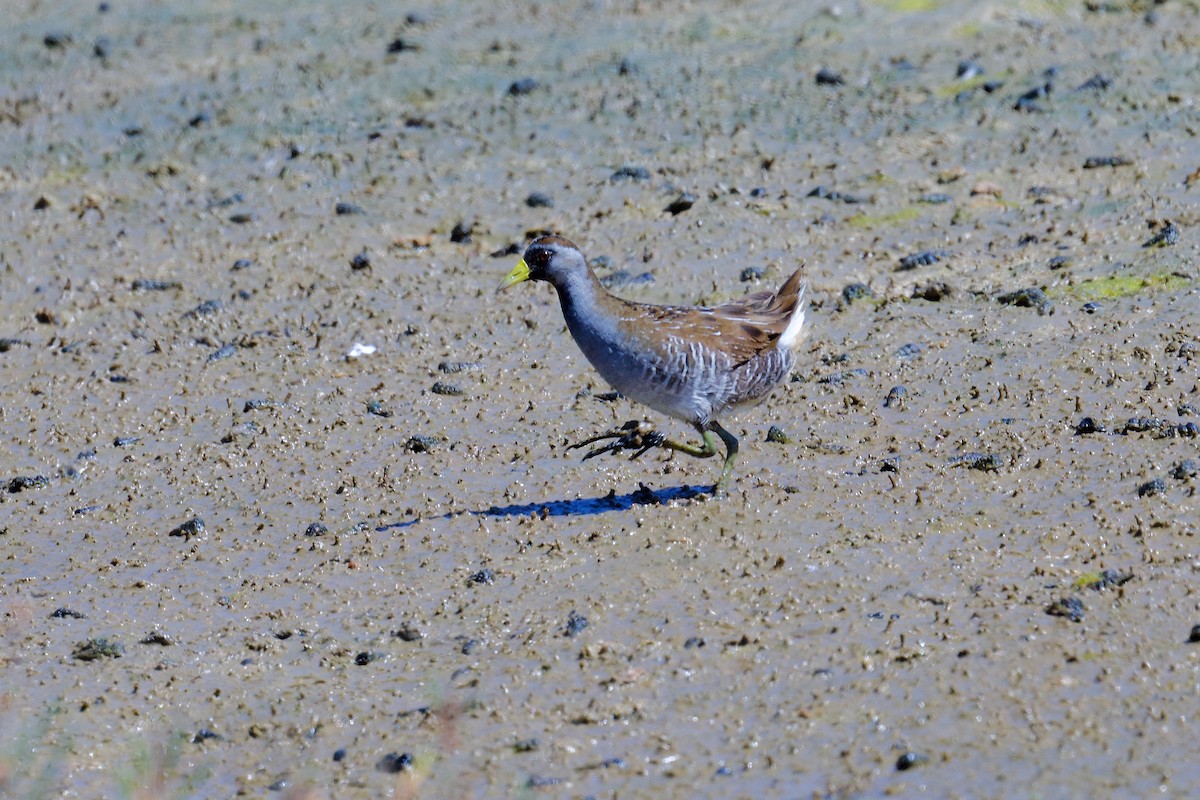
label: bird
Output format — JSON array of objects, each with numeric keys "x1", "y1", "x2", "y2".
[{"x1": 498, "y1": 235, "x2": 807, "y2": 495}]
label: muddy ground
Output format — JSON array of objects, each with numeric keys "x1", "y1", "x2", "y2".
[{"x1": 2, "y1": 0, "x2": 1199, "y2": 797}]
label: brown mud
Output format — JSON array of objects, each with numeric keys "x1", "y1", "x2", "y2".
[{"x1": 2, "y1": 1, "x2": 1199, "y2": 797}]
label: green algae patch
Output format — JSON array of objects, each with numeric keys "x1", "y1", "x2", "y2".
[
  {"x1": 846, "y1": 206, "x2": 923, "y2": 229},
  {"x1": 1051, "y1": 273, "x2": 1190, "y2": 301}
]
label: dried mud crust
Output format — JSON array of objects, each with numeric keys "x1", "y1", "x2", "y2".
[{"x1": 1, "y1": 1, "x2": 1198, "y2": 798}]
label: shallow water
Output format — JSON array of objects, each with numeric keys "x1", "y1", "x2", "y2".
[{"x1": 2, "y1": 0, "x2": 1199, "y2": 797}]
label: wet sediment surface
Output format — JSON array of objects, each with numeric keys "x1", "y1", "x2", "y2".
[{"x1": 2, "y1": 1, "x2": 1199, "y2": 796}]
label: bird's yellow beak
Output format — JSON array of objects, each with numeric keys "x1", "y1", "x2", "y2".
[{"x1": 497, "y1": 258, "x2": 531, "y2": 292}]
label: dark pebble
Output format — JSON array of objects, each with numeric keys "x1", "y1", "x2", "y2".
[
  {"x1": 404, "y1": 435, "x2": 440, "y2": 453},
  {"x1": 131, "y1": 279, "x2": 181, "y2": 291},
  {"x1": 879, "y1": 457, "x2": 901, "y2": 473},
  {"x1": 525, "y1": 191, "x2": 554, "y2": 208},
  {"x1": 8, "y1": 475, "x2": 49, "y2": 493},
  {"x1": 350, "y1": 249, "x2": 371, "y2": 270},
  {"x1": 231, "y1": 258, "x2": 253, "y2": 270},
  {"x1": 168, "y1": 517, "x2": 206, "y2": 540},
  {"x1": 815, "y1": 67, "x2": 844, "y2": 85},
  {"x1": 631, "y1": 483, "x2": 661, "y2": 505},
  {"x1": 610, "y1": 165, "x2": 650, "y2": 181},
  {"x1": 766, "y1": 425, "x2": 790, "y2": 444},
  {"x1": 140, "y1": 631, "x2": 174, "y2": 646},
  {"x1": 716, "y1": 765, "x2": 734, "y2": 776},
  {"x1": 514, "y1": 738, "x2": 540, "y2": 753},
  {"x1": 193, "y1": 729, "x2": 222, "y2": 743},
  {"x1": 842, "y1": 282, "x2": 874, "y2": 303},
  {"x1": 1082, "y1": 301, "x2": 1102, "y2": 314},
  {"x1": 188, "y1": 112, "x2": 211, "y2": 128},
  {"x1": 527, "y1": 775, "x2": 563, "y2": 787},
  {"x1": 207, "y1": 344, "x2": 237, "y2": 363},
  {"x1": 919, "y1": 192, "x2": 953, "y2": 204},
  {"x1": 1045, "y1": 597, "x2": 1085, "y2": 622},
  {"x1": 333, "y1": 748, "x2": 346, "y2": 762},
  {"x1": 470, "y1": 568, "x2": 495, "y2": 585},
  {"x1": 1175, "y1": 422, "x2": 1198, "y2": 438},
  {"x1": 267, "y1": 779, "x2": 288, "y2": 791},
  {"x1": 507, "y1": 78, "x2": 539, "y2": 96},
  {"x1": 51, "y1": 608, "x2": 86, "y2": 619},
  {"x1": 0, "y1": 337, "x2": 25, "y2": 353},
  {"x1": 1048, "y1": 255, "x2": 1071, "y2": 270},
  {"x1": 1188, "y1": 625, "x2": 1200, "y2": 644},
  {"x1": 93, "y1": 37, "x2": 111, "y2": 59},
  {"x1": 1137, "y1": 478, "x2": 1166, "y2": 497},
  {"x1": 113, "y1": 436, "x2": 140, "y2": 447},
  {"x1": 912, "y1": 281, "x2": 952, "y2": 301},
  {"x1": 438, "y1": 360, "x2": 481, "y2": 373},
  {"x1": 896, "y1": 752, "x2": 928, "y2": 771},
  {"x1": 599, "y1": 270, "x2": 654, "y2": 289},
  {"x1": 564, "y1": 610, "x2": 588, "y2": 637},
  {"x1": 749, "y1": 186, "x2": 768, "y2": 197},
  {"x1": 1013, "y1": 83, "x2": 1052, "y2": 112},
  {"x1": 664, "y1": 192, "x2": 696, "y2": 215},
  {"x1": 243, "y1": 399, "x2": 278, "y2": 412},
  {"x1": 304, "y1": 523, "x2": 328, "y2": 537},
  {"x1": 1075, "y1": 417, "x2": 1105, "y2": 435},
  {"x1": 227, "y1": 212, "x2": 257, "y2": 224},
  {"x1": 461, "y1": 639, "x2": 479, "y2": 655},
  {"x1": 376, "y1": 752, "x2": 414, "y2": 773},
  {"x1": 188, "y1": 299, "x2": 223, "y2": 317},
  {"x1": 386, "y1": 38, "x2": 419, "y2": 53},
  {"x1": 366, "y1": 401, "x2": 392, "y2": 418},
  {"x1": 740, "y1": 266, "x2": 766, "y2": 282},
  {"x1": 884, "y1": 386, "x2": 907, "y2": 408},
  {"x1": 1083, "y1": 155, "x2": 1132, "y2": 169},
  {"x1": 897, "y1": 249, "x2": 950, "y2": 270},
  {"x1": 335, "y1": 201, "x2": 364, "y2": 215},
  {"x1": 895, "y1": 342, "x2": 924, "y2": 359},
  {"x1": 44, "y1": 32, "x2": 72, "y2": 49},
  {"x1": 807, "y1": 185, "x2": 863, "y2": 203},
  {"x1": 948, "y1": 452, "x2": 1002, "y2": 471},
  {"x1": 1123, "y1": 417, "x2": 1166, "y2": 434},
  {"x1": 819, "y1": 368, "x2": 868, "y2": 386},
  {"x1": 393, "y1": 625, "x2": 423, "y2": 642},
  {"x1": 431, "y1": 382, "x2": 463, "y2": 396},
  {"x1": 450, "y1": 220, "x2": 474, "y2": 243},
  {"x1": 1085, "y1": 569, "x2": 1134, "y2": 591},
  {"x1": 1075, "y1": 73, "x2": 1111, "y2": 92},
  {"x1": 354, "y1": 652, "x2": 375, "y2": 666},
  {"x1": 1142, "y1": 221, "x2": 1179, "y2": 248},
  {"x1": 997, "y1": 287, "x2": 1053, "y2": 314},
  {"x1": 73, "y1": 638, "x2": 124, "y2": 660},
  {"x1": 33, "y1": 196, "x2": 51, "y2": 211},
  {"x1": 1170, "y1": 459, "x2": 1199, "y2": 480}
]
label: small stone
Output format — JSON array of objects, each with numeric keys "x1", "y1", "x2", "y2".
[
  {"x1": 912, "y1": 281, "x2": 952, "y2": 302},
  {"x1": 1188, "y1": 624, "x2": 1200, "y2": 644},
  {"x1": 564, "y1": 610, "x2": 588, "y2": 637},
  {"x1": 842, "y1": 282, "x2": 873, "y2": 303},
  {"x1": 897, "y1": 249, "x2": 950, "y2": 270},
  {"x1": 469, "y1": 568, "x2": 495, "y2": 585},
  {"x1": 525, "y1": 191, "x2": 553, "y2": 208},
  {"x1": 1045, "y1": 597, "x2": 1085, "y2": 622},
  {"x1": 1170, "y1": 459, "x2": 1198, "y2": 480},
  {"x1": 766, "y1": 426, "x2": 790, "y2": 444},
  {"x1": 1137, "y1": 478, "x2": 1166, "y2": 497},
  {"x1": 450, "y1": 221, "x2": 474, "y2": 243},
  {"x1": 740, "y1": 266, "x2": 767, "y2": 282},
  {"x1": 8, "y1": 475, "x2": 49, "y2": 493},
  {"x1": 73, "y1": 638, "x2": 124, "y2": 660},
  {"x1": 884, "y1": 386, "x2": 907, "y2": 408},
  {"x1": 895, "y1": 752, "x2": 928, "y2": 771},
  {"x1": 168, "y1": 517, "x2": 206, "y2": 540},
  {"x1": 610, "y1": 165, "x2": 650, "y2": 182},
  {"x1": 375, "y1": 750, "x2": 412, "y2": 772},
  {"x1": 333, "y1": 748, "x2": 347, "y2": 762},
  {"x1": 431, "y1": 382, "x2": 463, "y2": 396},
  {"x1": 507, "y1": 78, "x2": 539, "y2": 96},
  {"x1": 664, "y1": 192, "x2": 696, "y2": 215},
  {"x1": 350, "y1": 249, "x2": 371, "y2": 270},
  {"x1": 304, "y1": 523, "x2": 329, "y2": 537},
  {"x1": 335, "y1": 202, "x2": 364, "y2": 216},
  {"x1": 1142, "y1": 220, "x2": 1179, "y2": 248},
  {"x1": 1075, "y1": 417, "x2": 1105, "y2": 435},
  {"x1": 815, "y1": 68, "x2": 844, "y2": 85}
]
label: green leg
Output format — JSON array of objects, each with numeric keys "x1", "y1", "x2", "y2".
[{"x1": 708, "y1": 421, "x2": 740, "y2": 495}]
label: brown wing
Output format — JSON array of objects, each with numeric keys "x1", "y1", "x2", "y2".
[{"x1": 611, "y1": 266, "x2": 806, "y2": 367}]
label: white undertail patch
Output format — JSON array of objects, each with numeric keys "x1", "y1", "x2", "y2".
[{"x1": 779, "y1": 283, "x2": 808, "y2": 351}]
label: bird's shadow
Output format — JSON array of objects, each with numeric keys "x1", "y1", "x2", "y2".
[{"x1": 377, "y1": 483, "x2": 709, "y2": 530}]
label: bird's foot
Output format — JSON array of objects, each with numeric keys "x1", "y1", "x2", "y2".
[{"x1": 567, "y1": 420, "x2": 667, "y2": 462}]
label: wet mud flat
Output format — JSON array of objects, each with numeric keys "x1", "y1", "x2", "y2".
[{"x1": 2, "y1": 0, "x2": 1199, "y2": 797}]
